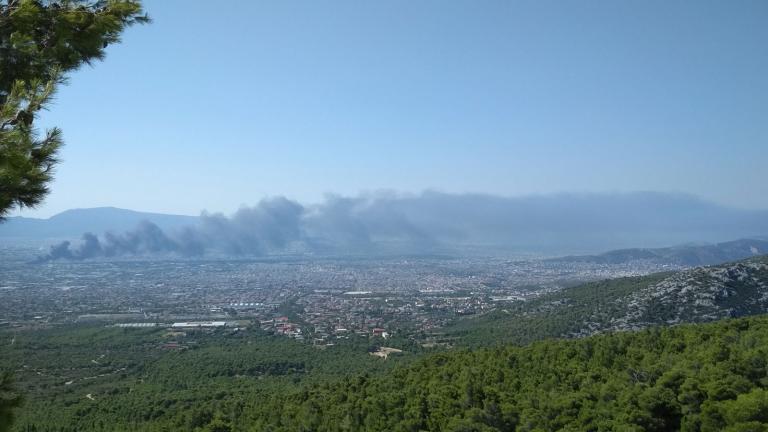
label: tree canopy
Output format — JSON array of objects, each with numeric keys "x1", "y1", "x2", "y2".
[
  {"x1": 0, "y1": 371, "x2": 22, "y2": 432},
  {"x1": 3, "y1": 316, "x2": 768, "y2": 431},
  {"x1": 0, "y1": 0, "x2": 148, "y2": 219}
]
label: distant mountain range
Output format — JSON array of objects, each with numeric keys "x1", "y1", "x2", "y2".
[
  {"x1": 2, "y1": 192, "x2": 768, "y2": 256},
  {"x1": 549, "y1": 238, "x2": 768, "y2": 266},
  {"x1": 0, "y1": 207, "x2": 196, "y2": 240}
]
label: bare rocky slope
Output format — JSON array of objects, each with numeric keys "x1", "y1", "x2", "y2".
[{"x1": 446, "y1": 255, "x2": 768, "y2": 346}]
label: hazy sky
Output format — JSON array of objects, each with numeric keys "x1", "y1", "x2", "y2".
[{"x1": 19, "y1": 0, "x2": 768, "y2": 217}]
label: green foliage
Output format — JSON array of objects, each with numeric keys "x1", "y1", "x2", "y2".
[
  {"x1": 0, "y1": 324, "x2": 411, "y2": 431},
  {"x1": 0, "y1": 79, "x2": 61, "y2": 217},
  {"x1": 250, "y1": 316, "x2": 768, "y2": 431},
  {"x1": 0, "y1": 0, "x2": 148, "y2": 218},
  {"x1": 4, "y1": 315, "x2": 768, "y2": 431},
  {"x1": 0, "y1": 371, "x2": 22, "y2": 432}
]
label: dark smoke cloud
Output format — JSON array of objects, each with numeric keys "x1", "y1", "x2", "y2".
[
  {"x1": 36, "y1": 191, "x2": 768, "y2": 261},
  {"x1": 37, "y1": 195, "x2": 437, "y2": 261},
  {"x1": 191, "y1": 196, "x2": 305, "y2": 255},
  {"x1": 38, "y1": 222, "x2": 184, "y2": 262},
  {"x1": 37, "y1": 198, "x2": 311, "y2": 262}
]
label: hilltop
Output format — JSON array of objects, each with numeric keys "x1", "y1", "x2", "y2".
[
  {"x1": 446, "y1": 255, "x2": 768, "y2": 346},
  {"x1": 550, "y1": 238, "x2": 768, "y2": 266},
  {"x1": 0, "y1": 207, "x2": 197, "y2": 240}
]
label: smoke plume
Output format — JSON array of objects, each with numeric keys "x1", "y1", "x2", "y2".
[{"x1": 35, "y1": 191, "x2": 768, "y2": 261}]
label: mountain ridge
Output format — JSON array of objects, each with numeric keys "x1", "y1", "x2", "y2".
[
  {"x1": 0, "y1": 207, "x2": 197, "y2": 240},
  {"x1": 549, "y1": 238, "x2": 768, "y2": 266}
]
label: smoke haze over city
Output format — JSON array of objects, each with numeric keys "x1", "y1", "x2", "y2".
[{"x1": 31, "y1": 191, "x2": 768, "y2": 261}]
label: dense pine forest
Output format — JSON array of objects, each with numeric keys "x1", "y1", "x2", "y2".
[
  {"x1": 250, "y1": 316, "x2": 768, "y2": 432},
  {"x1": 2, "y1": 314, "x2": 768, "y2": 431}
]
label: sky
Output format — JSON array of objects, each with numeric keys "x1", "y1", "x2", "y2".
[{"x1": 18, "y1": 0, "x2": 768, "y2": 217}]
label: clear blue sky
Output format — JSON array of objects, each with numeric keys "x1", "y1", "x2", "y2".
[{"x1": 21, "y1": 0, "x2": 768, "y2": 217}]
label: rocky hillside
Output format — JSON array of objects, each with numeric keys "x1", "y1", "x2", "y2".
[
  {"x1": 611, "y1": 257, "x2": 768, "y2": 330},
  {"x1": 446, "y1": 255, "x2": 768, "y2": 346},
  {"x1": 550, "y1": 238, "x2": 768, "y2": 266}
]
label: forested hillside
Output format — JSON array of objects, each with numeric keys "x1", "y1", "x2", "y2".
[
  {"x1": 251, "y1": 316, "x2": 768, "y2": 432},
  {"x1": 4, "y1": 316, "x2": 768, "y2": 431}
]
